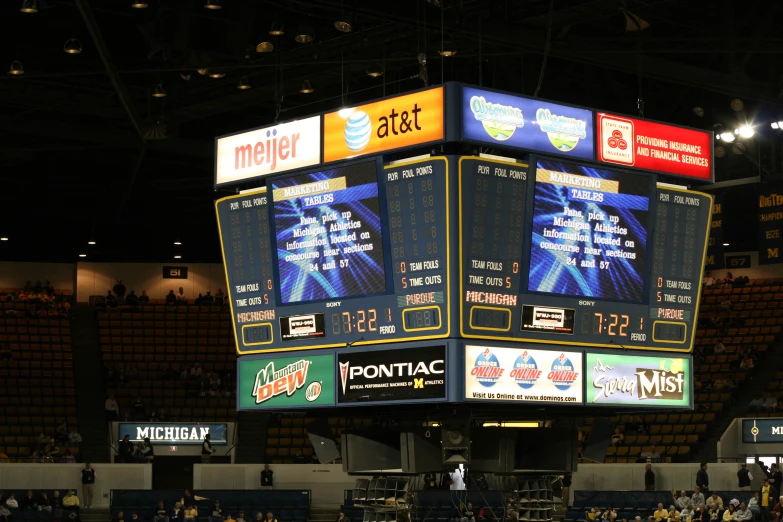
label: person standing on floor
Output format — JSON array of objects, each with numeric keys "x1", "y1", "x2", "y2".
[
  {"x1": 645, "y1": 464, "x2": 655, "y2": 491},
  {"x1": 738, "y1": 464, "x2": 753, "y2": 492},
  {"x1": 696, "y1": 463, "x2": 710, "y2": 495},
  {"x1": 81, "y1": 464, "x2": 96, "y2": 509},
  {"x1": 201, "y1": 434, "x2": 216, "y2": 464}
]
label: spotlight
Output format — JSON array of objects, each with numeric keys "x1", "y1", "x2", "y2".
[
  {"x1": 269, "y1": 21, "x2": 285, "y2": 35},
  {"x1": 197, "y1": 68, "x2": 209, "y2": 76},
  {"x1": 130, "y1": 1, "x2": 148, "y2": 7},
  {"x1": 334, "y1": 20, "x2": 352, "y2": 33},
  {"x1": 294, "y1": 25, "x2": 314, "y2": 43},
  {"x1": 20, "y1": 0, "x2": 38, "y2": 13},
  {"x1": 731, "y1": 99, "x2": 744, "y2": 111},
  {"x1": 63, "y1": 39, "x2": 83, "y2": 55},
  {"x1": 237, "y1": 77, "x2": 251, "y2": 90},
  {"x1": 209, "y1": 70, "x2": 225, "y2": 79},
  {"x1": 174, "y1": 239, "x2": 182, "y2": 246},
  {"x1": 151, "y1": 82, "x2": 166, "y2": 98},
  {"x1": 299, "y1": 80, "x2": 314, "y2": 94},
  {"x1": 719, "y1": 132, "x2": 735, "y2": 143},
  {"x1": 79, "y1": 253, "x2": 87, "y2": 258},
  {"x1": 0, "y1": 237, "x2": 8, "y2": 241},
  {"x1": 439, "y1": 48, "x2": 457, "y2": 57},
  {"x1": 738, "y1": 125, "x2": 754, "y2": 138},
  {"x1": 256, "y1": 40, "x2": 274, "y2": 53},
  {"x1": 366, "y1": 63, "x2": 384, "y2": 77},
  {"x1": 692, "y1": 106, "x2": 704, "y2": 118},
  {"x1": 8, "y1": 60, "x2": 24, "y2": 76},
  {"x1": 174, "y1": 255, "x2": 182, "y2": 259},
  {"x1": 88, "y1": 240, "x2": 96, "y2": 245},
  {"x1": 204, "y1": 0, "x2": 221, "y2": 9},
  {"x1": 723, "y1": 243, "x2": 730, "y2": 246},
  {"x1": 773, "y1": 122, "x2": 780, "y2": 130}
]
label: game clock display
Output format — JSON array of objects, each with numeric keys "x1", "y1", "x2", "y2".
[
  {"x1": 460, "y1": 157, "x2": 711, "y2": 352},
  {"x1": 216, "y1": 157, "x2": 451, "y2": 354}
]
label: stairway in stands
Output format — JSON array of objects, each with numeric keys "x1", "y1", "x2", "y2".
[
  {"x1": 235, "y1": 411, "x2": 269, "y2": 463},
  {"x1": 71, "y1": 303, "x2": 111, "y2": 463}
]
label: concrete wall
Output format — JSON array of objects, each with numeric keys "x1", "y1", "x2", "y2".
[
  {"x1": 0, "y1": 262, "x2": 75, "y2": 292},
  {"x1": 193, "y1": 464, "x2": 368, "y2": 505},
  {"x1": 76, "y1": 262, "x2": 227, "y2": 302},
  {"x1": 572, "y1": 463, "x2": 765, "y2": 497},
  {"x1": 0, "y1": 463, "x2": 152, "y2": 507},
  {"x1": 719, "y1": 418, "x2": 783, "y2": 459}
]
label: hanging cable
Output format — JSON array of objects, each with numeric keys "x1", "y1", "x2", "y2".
[{"x1": 533, "y1": 0, "x2": 553, "y2": 98}]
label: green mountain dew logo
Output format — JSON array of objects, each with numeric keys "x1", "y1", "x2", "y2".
[
  {"x1": 470, "y1": 95, "x2": 525, "y2": 141},
  {"x1": 239, "y1": 354, "x2": 335, "y2": 409},
  {"x1": 535, "y1": 108, "x2": 587, "y2": 152}
]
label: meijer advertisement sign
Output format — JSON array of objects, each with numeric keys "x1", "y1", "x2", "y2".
[{"x1": 238, "y1": 353, "x2": 335, "y2": 409}]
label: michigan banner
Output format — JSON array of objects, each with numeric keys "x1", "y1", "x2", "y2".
[{"x1": 758, "y1": 186, "x2": 783, "y2": 265}]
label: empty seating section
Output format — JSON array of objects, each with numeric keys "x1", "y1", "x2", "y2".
[
  {"x1": 111, "y1": 490, "x2": 310, "y2": 522},
  {"x1": 0, "y1": 302, "x2": 78, "y2": 462},
  {"x1": 98, "y1": 304, "x2": 236, "y2": 421},
  {"x1": 568, "y1": 491, "x2": 757, "y2": 522},
  {"x1": 266, "y1": 417, "x2": 375, "y2": 463},
  {"x1": 750, "y1": 370, "x2": 783, "y2": 417}
]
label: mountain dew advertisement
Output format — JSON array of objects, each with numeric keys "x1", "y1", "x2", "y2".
[
  {"x1": 586, "y1": 353, "x2": 691, "y2": 407},
  {"x1": 462, "y1": 86, "x2": 595, "y2": 160},
  {"x1": 238, "y1": 354, "x2": 335, "y2": 409}
]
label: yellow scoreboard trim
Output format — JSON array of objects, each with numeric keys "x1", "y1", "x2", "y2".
[
  {"x1": 215, "y1": 157, "x2": 452, "y2": 355},
  {"x1": 468, "y1": 306, "x2": 512, "y2": 332},
  {"x1": 651, "y1": 320, "x2": 688, "y2": 344},
  {"x1": 457, "y1": 156, "x2": 712, "y2": 354},
  {"x1": 240, "y1": 322, "x2": 275, "y2": 346}
]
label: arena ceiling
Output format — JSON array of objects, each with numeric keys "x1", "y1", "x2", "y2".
[{"x1": 1, "y1": 0, "x2": 782, "y2": 262}]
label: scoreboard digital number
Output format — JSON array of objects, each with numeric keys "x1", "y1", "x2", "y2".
[
  {"x1": 216, "y1": 157, "x2": 450, "y2": 354},
  {"x1": 459, "y1": 156, "x2": 711, "y2": 352}
]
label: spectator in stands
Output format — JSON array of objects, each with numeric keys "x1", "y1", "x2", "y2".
[
  {"x1": 201, "y1": 434, "x2": 216, "y2": 463},
  {"x1": 133, "y1": 397, "x2": 146, "y2": 421},
  {"x1": 771, "y1": 496, "x2": 783, "y2": 521},
  {"x1": 749, "y1": 397, "x2": 765, "y2": 413},
  {"x1": 236, "y1": 511, "x2": 245, "y2": 522},
  {"x1": 215, "y1": 289, "x2": 225, "y2": 303},
  {"x1": 203, "y1": 292, "x2": 214, "y2": 305},
  {"x1": 106, "y1": 290, "x2": 118, "y2": 308},
  {"x1": 39, "y1": 491, "x2": 52, "y2": 513},
  {"x1": 211, "y1": 502, "x2": 223, "y2": 522},
  {"x1": 63, "y1": 490, "x2": 79, "y2": 514},
  {"x1": 265, "y1": 512, "x2": 277, "y2": 522},
  {"x1": 642, "y1": 445, "x2": 661, "y2": 462},
  {"x1": 675, "y1": 492, "x2": 692, "y2": 511},
  {"x1": 587, "y1": 508, "x2": 599, "y2": 521},
  {"x1": 655, "y1": 504, "x2": 668, "y2": 521},
  {"x1": 697, "y1": 463, "x2": 710, "y2": 494},
  {"x1": 69, "y1": 427, "x2": 82, "y2": 447},
  {"x1": 713, "y1": 339, "x2": 726, "y2": 354},
  {"x1": 114, "y1": 511, "x2": 125, "y2": 522},
  {"x1": 138, "y1": 291, "x2": 150, "y2": 304},
  {"x1": 706, "y1": 494, "x2": 723, "y2": 511},
  {"x1": 261, "y1": 464, "x2": 274, "y2": 489},
  {"x1": 704, "y1": 273, "x2": 715, "y2": 287},
  {"x1": 749, "y1": 492, "x2": 760, "y2": 519},
  {"x1": 118, "y1": 435, "x2": 133, "y2": 463},
  {"x1": 22, "y1": 491, "x2": 38, "y2": 511},
  {"x1": 140, "y1": 437, "x2": 154, "y2": 463},
  {"x1": 695, "y1": 506, "x2": 709, "y2": 522},
  {"x1": 0, "y1": 503, "x2": 10, "y2": 522},
  {"x1": 771, "y1": 464, "x2": 783, "y2": 488},
  {"x1": 668, "y1": 506, "x2": 680, "y2": 522},
  {"x1": 52, "y1": 491, "x2": 63, "y2": 519},
  {"x1": 707, "y1": 506, "x2": 718, "y2": 522},
  {"x1": 611, "y1": 428, "x2": 625, "y2": 445},
  {"x1": 61, "y1": 449, "x2": 77, "y2": 463},
  {"x1": 105, "y1": 394, "x2": 120, "y2": 421},
  {"x1": 5, "y1": 495, "x2": 17, "y2": 511},
  {"x1": 166, "y1": 290, "x2": 177, "y2": 305},
  {"x1": 225, "y1": 515, "x2": 235, "y2": 522},
  {"x1": 81, "y1": 463, "x2": 96, "y2": 508},
  {"x1": 155, "y1": 501, "x2": 169, "y2": 522},
  {"x1": 171, "y1": 502, "x2": 184, "y2": 522},
  {"x1": 126, "y1": 291, "x2": 139, "y2": 306},
  {"x1": 736, "y1": 503, "x2": 753, "y2": 521},
  {"x1": 645, "y1": 464, "x2": 656, "y2": 490},
  {"x1": 255, "y1": 513, "x2": 264, "y2": 522},
  {"x1": 692, "y1": 488, "x2": 706, "y2": 508},
  {"x1": 176, "y1": 287, "x2": 187, "y2": 303},
  {"x1": 184, "y1": 506, "x2": 197, "y2": 522},
  {"x1": 741, "y1": 356, "x2": 755, "y2": 370},
  {"x1": 760, "y1": 479, "x2": 777, "y2": 522},
  {"x1": 113, "y1": 280, "x2": 126, "y2": 304},
  {"x1": 294, "y1": 448, "x2": 306, "y2": 464}
]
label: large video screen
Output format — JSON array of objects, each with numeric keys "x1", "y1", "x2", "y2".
[
  {"x1": 272, "y1": 161, "x2": 387, "y2": 304},
  {"x1": 527, "y1": 159, "x2": 649, "y2": 301}
]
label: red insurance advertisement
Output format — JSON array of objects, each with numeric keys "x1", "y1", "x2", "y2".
[{"x1": 597, "y1": 113, "x2": 713, "y2": 181}]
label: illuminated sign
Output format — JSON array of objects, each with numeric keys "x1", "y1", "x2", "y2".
[
  {"x1": 117, "y1": 423, "x2": 227, "y2": 445},
  {"x1": 585, "y1": 353, "x2": 691, "y2": 407},
  {"x1": 742, "y1": 419, "x2": 783, "y2": 443},
  {"x1": 323, "y1": 87, "x2": 444, "y2": 162},
  {"x1": 520, "y1": 305, "x2": 575, "y2": 335},
  {"x1": 162, "y1": 266, "x2": 188, "y2": 279},
  {"x1": 462, "y1": 87, "x2": 594, "y2": 160},
  {"x1": 597, "y1": 113, "x2": 712, "y2": 181},
  {"x1": 464, "y1": 345, "x2": 582, "y2": 404},
  {"x1": 215, "y1": 116, "x2": 321, "y2": 186},
  {"x1": 237, "y1": 354, "x2": 335, "y2": 409}
]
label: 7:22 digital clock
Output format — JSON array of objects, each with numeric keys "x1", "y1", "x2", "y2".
[{"x1": 330, "y1": 308, "x2": 393, "y2": 335}]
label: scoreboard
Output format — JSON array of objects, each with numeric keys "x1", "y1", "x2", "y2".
[
  {"x1": 215, "y1": 157, "x2": 451, "y2": 354},
  {"x1": 459, "y1": 157, "x2": 711, "y2": 352},
  {"x1": 217, "y1": 154, "x2": 710, "y2": 355}
]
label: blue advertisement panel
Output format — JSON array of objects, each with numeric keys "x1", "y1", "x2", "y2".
[
  {"x1": 462, "y1": 86, "x2": 594, "y2": 160},
  {"x1": 118, "y1": 423, "x2": 228, "y2": 445}
]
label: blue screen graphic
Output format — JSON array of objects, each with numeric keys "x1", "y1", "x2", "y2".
[
  {"x1": 527, "y1": 159, "x2": 649, "y2": 301},
  {"x1": 272, "y1": 162, "x2": 387, "y2": 304}
]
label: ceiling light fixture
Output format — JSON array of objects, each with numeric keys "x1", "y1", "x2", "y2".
[
  {"x1": 151, "y1": 82, "x2": 166, "y2": 98},
  {"x1": 174, "y1": 239, "x2": 182, "y2": 246},
  {"x1": 738, "y1": 125, "x2": 754, "y2": 138},
  {"x1": 269, "y1": 21, "x2": 284, "y2": 35},
  {"x1": 197, "y1": 68, "x2": 209, "y2": 76},
  {"x1": 0, "y1": 237, "x2": 8, "y2": 241},
  {"x1": 130, "y1": 1, "x2": 148, "y2": 7},
  {"x1": 719, "y1": 132, "x2": 735, "y2": 143},
  {"x1": 692, "y1": 106, "x2": 704, "y2": 118},
  {"x1": 714, "y1": 145, "x2": 726, "y2": 158},
  {"x1": 88, "y1": 240, "x2": 96, "y2": 245},
  {"x1": 209, "y1": 70, "x2": 225, "y2": 79},
  {"x1": 334, "y1": 20, "x2": 352, "y2": 33},
  {"x1": 294, "y1": 25, "x2": 314, "y2": 44},
  {"x1": 8, "y1": 60, "x2": 24, "y2": 76},
  {"x1": 731, "y1": 99, "x2": 744, "y2": 112},
  {"x1": 299, "y1": 80, "x2": 314, "y2": 94},
  {"x1": 64, "y1": 39, "x2": 83, "y2": 55},
  {"x1": 174, "y1": 255, "x2": 182, "y2": 259},
  {"x1": 180, "y1": 72, "x2": 191, "y2": 81},
  {"x1": 204, "y1": 0, "x2": 221, "y2": 9},
  {"x1": 79, "y1": 253, "x2": 87, "y2": 258},
  {"x1": 20, "y1": 0, "x2": 38, "y2": 13},
  {"x1": 772, "y1": 122, "x2": 780, "y2": 130},
  {"x1": 723, "y1": 243, "x2": 730, "y2": 246},
  {"x1": 256, "y1": 40, "x2": 274, "y2": 53},
  {"x1": 237, "y1": 77, "x2": 251, "y2": 90},
  {"x1": 366, "y1": 63, "x2": 384, "y2": 77}
]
